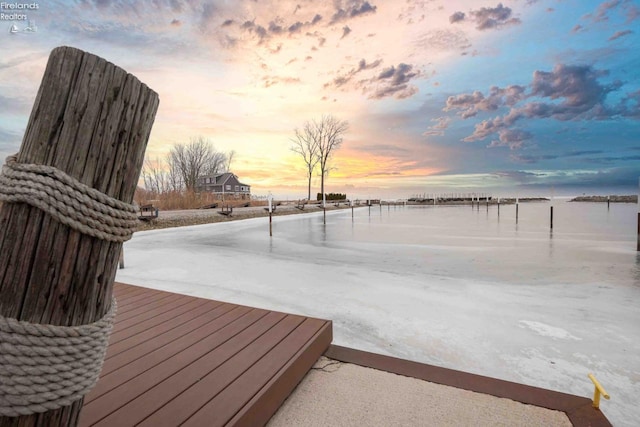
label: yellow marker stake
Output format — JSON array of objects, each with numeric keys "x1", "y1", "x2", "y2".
[{"x1": 588, "y1": 373, "x2": 610, "y2": 409}]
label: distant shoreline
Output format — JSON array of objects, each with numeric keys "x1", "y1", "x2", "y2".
[
  {"x1": 569, "y1": 195, "x2": 638, "y2": 203},
  {"x1": 406, "y1": 197, "x2": 548, "y2": 205}
]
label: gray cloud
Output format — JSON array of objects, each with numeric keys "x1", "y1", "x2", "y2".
[
  {"x1": 324, "y1": 60, "x2": 420, "y2": 100},
  {"x1": 608, "y1": 29, "x2": 633, "y2": 41},
  {"x1": 445, "y1": 85, "x2": 526, "y2": 118},
  {"x1": 617, "y1": 90, "x2": 640, "y2": 118},
  {"x1": 449, "y1": 11, "x2": 465, "y2": 23},
  {"x1": 288, "y1": 21, "x2": 304, "y2": 33},
  {"x1": 369, "y1": 63, "x2": 420, "y2": 99},
  {"x1": 263, "y1": 75, "x2": 301, "y2": 88},
  {"x1": 492, "y1": 170, "x2": 544, "y2": 183},
  {"x1": 510, "y1": 149, "x2": 608, "y2": 164},
  {"x1": 487, "y1": 129, "x2": 532, "y2": 150},
  {"x1": 449, "y1": 64, "x2": 629, "y2": 144},
  {"x1": 414, "y1": 29, "x2": 470, "y2": 53},
  {"x1": 585, "y1": 0, "x2": 639, "y2": 24},
  {"x1": 324, "y1": 58, "x2": 382, "y2": 89},
  {"x1": 268, "y1": 21, "x2": 284, "y2": 34},
  {"x1": 341, "y1": 25, "x2": 352, "y2": 39},
  {"x1": 592, "y1": 0, "x2": 627, "y2": 22},
  {"x1": 584, "y1": 155, "x2": 640, "y2": 164},
  {"x1": 357, "y1": 58, "x2": 382, "y2": 71},
  {"x1": 422, "y1": 117, "x2": 450, "y2": 136},
  {"x1": 507, "y1": 166, "x2": 640, "y2": 188},
  {"x1": 529, "y1": 64, "x2": 621, "y2": 117},
  {"x1": 471, "y1": 3, "x2": 521, "y2": 30},
  {"x1": 237, "y1": 12, "x2": 323, "y2": 43},
  {"x1": 330, "y1": 1, "x2": 377, "y2": 24},
  {"x1": 450, "y1": 3, "x2": 521, "y2": 31}
]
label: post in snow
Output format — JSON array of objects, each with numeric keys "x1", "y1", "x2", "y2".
[
  {"x1": 322, "y1": 191, "x2": 326, "y2": 225},
  {"x1": 550, "y1": 190, "x2": 554, "y2": 231},
  {"x1": 268, "y1": 192, "x2": 273, "y2": 237}
]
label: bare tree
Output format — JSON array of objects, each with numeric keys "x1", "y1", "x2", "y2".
[
  {"x1": 141, "y1": 157, "x2": 169, "y2": 195},
  {"x1": 313, "y1": 115, "x2": 348, "y2": 202},
  {"x1": 291, "y1": 124, "x2": 320, "y2": 200},
  {"x1": 166, "y1": 152, "x2": 182, "y2": 191},
  {"x1": 224, "y1": 150, "x2": 236, "y2": 172},
  {"x1": 167, "y1": 136, "x2": 227, "y2": 192}
]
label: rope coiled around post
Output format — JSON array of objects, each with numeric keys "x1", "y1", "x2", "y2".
[
  {"x1": 0, "y1": 154, "x2": 138, "y2": 242},
  {"x1": 0, "y1": 299, "x2": 117, "y2": 417}
]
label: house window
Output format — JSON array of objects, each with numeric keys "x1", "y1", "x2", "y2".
[
  {"x1": 225, "y1": 185, "x2": 231, "y2": 190},
  {"x1": 235, "y1": 185, "x2": 239, "y2": 191}
]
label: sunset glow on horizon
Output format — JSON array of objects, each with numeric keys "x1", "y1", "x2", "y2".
[{"x1": 1, "y1": 0, "x2": 639, "y2": 199}]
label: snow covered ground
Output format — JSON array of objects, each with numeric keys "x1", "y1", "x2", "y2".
[{"x1": 117, "y1": 202, "x2": 640, "y2": 426}]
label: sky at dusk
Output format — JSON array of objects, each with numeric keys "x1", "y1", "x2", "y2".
[{"x1": 1, "y1": 0, "x2": 639, "y2": 199}]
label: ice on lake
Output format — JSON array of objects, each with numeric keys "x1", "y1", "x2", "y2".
[{"x1": 118, "y1": 201, "x2": 640, "y2": 426}]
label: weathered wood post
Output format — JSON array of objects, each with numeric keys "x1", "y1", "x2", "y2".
[
  {"x1": 497, "y1": 197, "x2": 500, "y2": 217},
  {"x1": 268, "y1": 193, "x2": 273, "y2": 237},
  {"x1": 516, "y1": 197, "x2": 519, "y2": 224},
  {"x1": 0, "y1": 47, "x2": 158, "y2": 426},
  {"x1": 607, "y1": 195, "x2": 610, "y2": 210},
  {"x1": 322, "y1": 192, "x2": 326, "y2": 225}
]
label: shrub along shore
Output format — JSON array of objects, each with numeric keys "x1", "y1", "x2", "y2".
[{"x1": 569, "y1": 195, "x2": 637, "y2": 203}]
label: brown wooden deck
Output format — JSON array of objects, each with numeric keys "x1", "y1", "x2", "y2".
[{"x1": 79, "y1": 283, "x2": 332, "y2": 427}]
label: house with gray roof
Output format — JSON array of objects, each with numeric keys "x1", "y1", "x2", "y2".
[{"x1": 196, "y1": 172, "x2": 251, "y2": 199}]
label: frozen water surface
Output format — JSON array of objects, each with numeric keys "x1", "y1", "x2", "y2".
[{"x1": 118, "y1": 201, "x2": 640, "y2": 426}]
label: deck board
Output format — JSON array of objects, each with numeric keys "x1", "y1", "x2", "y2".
[{"x1": 79, "y1": 283, "x2": 332, "y2": 427}]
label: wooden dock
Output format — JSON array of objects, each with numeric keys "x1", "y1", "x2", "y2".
[{"x1": 79, "y1": 283, "x2": 332, "y2": 426}]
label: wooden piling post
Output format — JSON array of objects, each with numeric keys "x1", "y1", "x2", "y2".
[
  {"x1": 268, "y1": 194, "x2": 273, "y2": 236},
  {"x1": 516, "y1": 197, "x2": 519, "y2": 224},
  {"x1": 550, "y1": 206, "x2": 554, "y2": 230},
  {"x1": 0, "y1": 46, "x2": 158, "y2": 426}
]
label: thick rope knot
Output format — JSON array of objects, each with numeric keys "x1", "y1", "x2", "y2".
[
  {"x1": 0, "y1": 298, "x2": 117, "y2": 417},
  {"x1": 0, "y1": 155, "x2": 138, "y2": 242}
]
